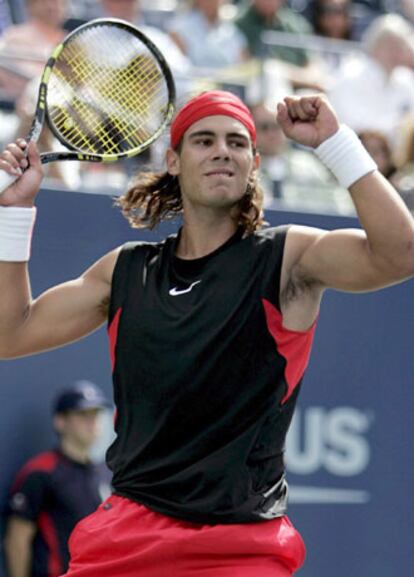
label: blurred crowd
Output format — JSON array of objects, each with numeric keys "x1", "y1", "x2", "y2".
[{"x1": 0, "y1": 0, "x2": 413, "y2": 214}]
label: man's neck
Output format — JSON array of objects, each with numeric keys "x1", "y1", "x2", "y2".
[{"x1": 176, "y1": 216, "x2": 239, "y2": 260}]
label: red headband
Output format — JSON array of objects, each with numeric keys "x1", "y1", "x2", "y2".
[{"x1": 170, "y1": 90, "x2": 257, "y2": 149}]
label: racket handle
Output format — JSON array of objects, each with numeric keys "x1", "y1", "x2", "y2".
[{"x1": 0, "y1": 171, "x2": 19, "y2": 195}]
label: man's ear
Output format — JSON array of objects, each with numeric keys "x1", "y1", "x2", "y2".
[
  {"x1": 53, "y1": 414, "x2": 65, "y2": 435},
  {"x1": 254, "y1": 151, "x2": 261, "y2": 171},
  {"x1": 166, "y1": 148, "x2": 180, "y2": 176},
  {"x1": 249, "y1": 151, "x2": 261, "y2": 180}
]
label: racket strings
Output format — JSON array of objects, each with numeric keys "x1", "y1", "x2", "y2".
[{"x1": 46, "y1": 25, "x2": 170, "y2": 156}]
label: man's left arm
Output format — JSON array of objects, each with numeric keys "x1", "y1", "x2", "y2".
[{"x1": 277, "y1": 95, "x2": 414, "y2": 292}]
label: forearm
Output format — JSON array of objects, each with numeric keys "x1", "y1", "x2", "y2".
[
  {"x1": 5, "y1": 547, "x2": 31, "y2": 577},
  {"x1": 0, "y1": 206, "x2": 36, "y2": 350},
  {"x1": 0, "y1": 262, "x2": 32, "y2": 331},
  {"x1": 4, "y1": 533, "x2": 33, "y2": 577},
  {"x1": 314, "y1": 125, "x2": 414, "y2": 278},
  {"x1": 349, "y1": 171, "x2": 414, "y2": 275}
]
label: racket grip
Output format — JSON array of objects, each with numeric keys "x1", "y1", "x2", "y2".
[{"x1": 0, "y1": 171, "x2": 19, "y2": 195}]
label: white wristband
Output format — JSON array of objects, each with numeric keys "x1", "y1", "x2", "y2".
[
  {"x1": 0, "y1": 206, "x2": 37, "y2": 262},
  {"x1": 314, "y1": 125, "x2": 377, "y2": 189}
]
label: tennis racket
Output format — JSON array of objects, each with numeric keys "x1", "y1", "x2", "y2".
[{"x1": 0, "y1": 18, "x2": 176, "y2": 194}]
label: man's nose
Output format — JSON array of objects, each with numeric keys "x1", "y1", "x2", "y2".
[{"x1": 211, "y1": 138, "x2": 231, "y2": 159}]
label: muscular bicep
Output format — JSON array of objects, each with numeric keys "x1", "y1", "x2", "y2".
[
  {"x1": 3, "y1": 248, "x2": 120, "y2": 358},
  {"x1": 288, "y1": 225, "x2": 402, "y2": 293}
]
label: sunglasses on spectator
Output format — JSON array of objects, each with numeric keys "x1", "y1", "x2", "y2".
[{"x1": 256, "y1": 121, "x2": 280, "y2": 132}]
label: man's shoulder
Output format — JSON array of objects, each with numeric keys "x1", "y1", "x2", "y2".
[
  {"x1": 121, "y1": 235, "x2": 175, "y2": 254},
  {"x1": 17, "y1": 450, "x2": 60, "y2": 476},
  {"x1": 11, "y1": 450, "x2": 60, "y2": 491},
  {"x1": 252, "y1": 225, "x2": 291, "y2": 242}
]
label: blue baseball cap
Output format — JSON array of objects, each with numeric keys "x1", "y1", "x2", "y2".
[{"x1": 53, "y1": 380, "x2": 111, "y2": 414}]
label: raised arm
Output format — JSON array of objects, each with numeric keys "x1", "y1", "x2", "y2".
[
  {"x1": 276, "y1": 95, "x2": 414, "y2": 328},
  {"x1": 0, "y1": 139, "x2": 119, "y2": 359}
]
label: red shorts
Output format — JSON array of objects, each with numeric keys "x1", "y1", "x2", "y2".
[{"x1": 61, "y1": 495, "x2": 305, "y2": 577}]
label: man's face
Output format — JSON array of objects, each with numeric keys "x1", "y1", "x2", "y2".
[
  {"x1": 167, "y1": 115, "x2": 259, "y2": 212},
  {"x1": 55, "y1": 409, "x2": 102, "y2": 450}
]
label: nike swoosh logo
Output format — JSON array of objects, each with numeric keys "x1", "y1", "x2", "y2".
[{"x1": 169, "y1": 280, "x2": 202, "y2": 296}]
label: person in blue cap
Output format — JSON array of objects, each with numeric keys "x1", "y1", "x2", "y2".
[{"x1": 4, "y1": 380, "x2": 112, "y2": 577}]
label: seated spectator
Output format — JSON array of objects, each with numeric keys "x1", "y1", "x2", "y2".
[
  {"x1": 10, "y1": 78, "x2": 83, "y2": 189},
  {"x1": 328, "y1": 14, "x2": 414, "y2": 144},
  {"x1": 0, "y1": 0, "x2": 68, "y2": 100},
  {"x1": 235, "y1": 0, "x2": 313, "y2": 64},
  {"x1": 358, "y1": 130, "x2": 396, "y2": 180},
  {"x1": 250, "y1": 100, "x2": 353, "y2": 213},
  {"x1": 390, "y1": 113, "x2": 414, "y2": 210},
  {"x1": 63, "y1": 0, "x2": 193, "y2": 191},
  {"x1": 235, "y1": 0, "x2": 327, "y2": 91},
  {"x1": 309, "y1": 0, "x2": 356, "y2": 75},
  {"x1": 311, "y1": 0, "x2": 353, "y2": 39},
  {"x1": 250, "y1": 101, "x2": 287, "y2": 202},
  {"x1": 168, "y1": 0, "x2": 249, "y2": 68},
  {"x1": 75, "y1": 0, "x2": 192, "y2": 84}
]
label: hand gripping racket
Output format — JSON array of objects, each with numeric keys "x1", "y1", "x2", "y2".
[{"x1": 0, "y1": 18, "x2": 176, "y2": 193}]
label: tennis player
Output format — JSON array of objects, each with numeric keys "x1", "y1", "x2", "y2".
[{"x1": 1, "y1": 91, "x2": 414, "y2": 577}]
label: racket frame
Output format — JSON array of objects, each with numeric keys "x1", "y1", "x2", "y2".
[{"x1": 28, "y1": 18, "x2": 176, "y2": 165}]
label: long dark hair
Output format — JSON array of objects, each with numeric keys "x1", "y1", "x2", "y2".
[{"x1": 116, "y1": 168, "x2": 266, "y2": 234}]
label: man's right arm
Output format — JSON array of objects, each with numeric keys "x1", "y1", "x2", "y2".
[
  {"x1": 0, "y1": 139, "x2": 120, "y2": 359},
  {"x1": 3, "y1": 516, "x2": 36, "y2": 577}
]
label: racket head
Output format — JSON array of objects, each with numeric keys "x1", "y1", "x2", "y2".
[{"x1": 41, "y1": 18, "x2": 176, "y2": 162}]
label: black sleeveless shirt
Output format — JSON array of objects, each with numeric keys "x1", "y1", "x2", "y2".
[{"x1": 106, "y1": 226, "x2": 316, "y2": 524}]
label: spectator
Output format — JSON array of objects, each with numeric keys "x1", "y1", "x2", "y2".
[
  {"x1": 65, "y1": 0, "x2": 192, "y2": 190},
  {"x1": 328, "y1": 14, "x2": 414, "y2": 144},
  {"x1": 168, "y1": 0, "x2": 248, "y2": 68},
  {"x1": 82, "y1": 0, "x2": 191, "y2": 83},
  {"x1": 250, "y1": 100, "x2": 353, "y2": 213},
  {"x1": 3, "y1": 381, "x2": 112, "y2": 577},
  {"x1": 9, "y1": 78, "x2": 83, "y2": 189},
  {"x1": 235, "y1": 0, "x2": 313, "y2": 65},
  {"x1": 235, "y1": 0, "x2": 327, "y2": 91},
  {"x1": 308, "y1": 0, "x2": 356, "y2": 75},
  {"x1": 311, "y1": 0, "x2": 353, "y2": 39},
  {"x1": 390, "y1": 113, "x2": 414, "y2": 209},
  {"x1": 358, "y1": 130, "x2": 396, "y2": 180},
  {"x1": 250, "y1": 101, "x2": 287, "y2": 202},
  {"x1": 0, "y1": 0, "x2": 68, "y2": 100},
  {"x1": 58, "y1": 0, "x2": 191, "y2": 90}
]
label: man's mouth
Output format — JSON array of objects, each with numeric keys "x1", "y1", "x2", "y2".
[{"x1": 204, "y1": 170, "x2": 235, "y2": 177}]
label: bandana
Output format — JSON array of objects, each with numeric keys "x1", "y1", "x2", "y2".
[{"x1": 170, "y1": 90, "x2": 256, "y2": 149}]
